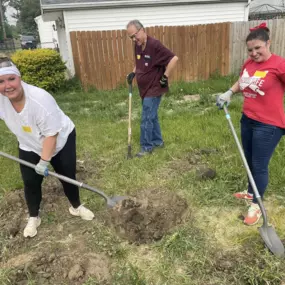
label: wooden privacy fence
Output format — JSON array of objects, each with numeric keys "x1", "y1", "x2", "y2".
[
  {"x1": 70, "y1": 23, "x2": 230, "y2": 90},
  {"x1": 70, "y1": 19, "x2": 285, "y2": 90},
  {"x1": 230, "y1": 19, "x2": 285, "y2": 74}
]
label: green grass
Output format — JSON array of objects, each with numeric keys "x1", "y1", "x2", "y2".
[{"x1": 1, "y1": 74, "x2": 285, "y2": 284}]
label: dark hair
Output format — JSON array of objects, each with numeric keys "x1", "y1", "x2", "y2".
[{"x1": 246, "y1": 28, "x2": 270, "y2": 43}]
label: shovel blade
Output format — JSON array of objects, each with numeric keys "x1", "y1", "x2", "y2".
[
  {"x1": 106, "y1": 196, "x2": 127, "y2": 208},
  {"x1": 259, "y1": 225, "x2": 285, "y2": 257},
  {"x1": 127, "y1": 145, "x2": 132, "y2": 159},
  {"x1": 126, "y1": 153, "x2": 132, "y2": 160}
]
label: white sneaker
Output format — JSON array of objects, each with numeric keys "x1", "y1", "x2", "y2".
[
  {"x1": 23, "y1": 217, "x2": 41, "y2": 238},
  {"x1": 69, "y1": 205, "x2": 94, "y2": 221}
]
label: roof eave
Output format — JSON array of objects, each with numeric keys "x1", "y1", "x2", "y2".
[{"x1": 41, "y1": 0, "x2": 249, "y2": 12}]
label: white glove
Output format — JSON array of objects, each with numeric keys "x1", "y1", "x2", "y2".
[
  {"x1": 216, "y1": 89, "x2": 233, "y2": 109},
  {"x1": 35, "y1": 159, "x2": 49, "y2": 176}
]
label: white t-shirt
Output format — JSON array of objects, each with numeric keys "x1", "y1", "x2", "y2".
[{"x1": 0, "y1": 81, "x2": 75, "y2": 156}]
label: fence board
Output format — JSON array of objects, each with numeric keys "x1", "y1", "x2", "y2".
[
  {"x1": 86, "y1": 31, "x2": 95, "y2": 86},
  {"x1": 121, "y1": 30, "x2": 128, "y2": 85},
  {"x1": 77, "y1": 32, "x2": 88, "y2": 87},
  {"x1": 96, "y1": 31, "x2": 107, "y2": 90},
  {"x1": 185, "y1": 25, "x2": 190, "y2": 82},
  {"x1": 70, "y1": 32, "x2": 81, "y2": 80},
  {"x1": 112, "y1": 30, "x2": 120, "y2": 89},
  {"x1": 172, "y1": 26, "x2": 179, "y2": 81},
  {"x1": 107, "y1": 30, "x2": 116, "y2": 89},
  {"x1": 93, "y1": 31, "x2": 103, "y2": 89},
  {"x1": 192, "y1": 25, "x2": 198, "y2": 81}
]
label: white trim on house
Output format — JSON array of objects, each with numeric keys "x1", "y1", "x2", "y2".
[
  {"x1": 41, "y1": 0, "x2": 249, "y2": 11},
  {"x1": 63, "y1": 10, "x2": 75, "y2": 76}
]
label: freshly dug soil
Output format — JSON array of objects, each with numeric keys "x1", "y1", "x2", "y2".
[{"x1": 109, "y1": 189, "x2": 188, "y2": 244}]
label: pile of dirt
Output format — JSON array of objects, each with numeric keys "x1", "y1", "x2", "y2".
[
  {"x1": 109, "y1": 189, "x2": 188, "y2": 244},
  {"x1": 2, "y1": 250, "x2": 111, "y2": 285}
]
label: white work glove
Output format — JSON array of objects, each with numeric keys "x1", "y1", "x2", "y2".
[
  {"x1": 216, "y1": 89, "x2": 233, "y2": 109},
  {"x1": 35, "y1": 159, "x2": 49, "y2": 176}
]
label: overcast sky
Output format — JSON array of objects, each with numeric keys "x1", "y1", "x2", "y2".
[{"x1": 5, "y1": 6, "x2": 17, "y2": 26}]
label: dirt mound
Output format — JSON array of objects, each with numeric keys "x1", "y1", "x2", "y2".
[
  {"x1": 109, "y1": 189, "x2": 188, "y2": 244},
  {"x1": 3, "y1": 250, "x2": 110, "y2": 285}
]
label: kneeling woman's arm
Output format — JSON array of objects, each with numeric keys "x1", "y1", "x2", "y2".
[{"x1": 41, "y1": 134, "x2": 58, "y2": 162}]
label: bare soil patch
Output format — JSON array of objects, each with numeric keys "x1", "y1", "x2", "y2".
[{"x1": 109, "y1": 189, "x2": 188, "y2": 244}]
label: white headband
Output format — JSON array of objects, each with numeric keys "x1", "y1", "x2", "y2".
[{"x1": 0, "y1": 66, "x2": 21, "y2": 77}]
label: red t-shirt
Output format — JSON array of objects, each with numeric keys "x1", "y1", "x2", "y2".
[
  {"x1": 240, "y1": 54, "x2": 285, "y2": 128},
  {"x1": 135, "y1": 36, "x2": 175, "y2": 98}
]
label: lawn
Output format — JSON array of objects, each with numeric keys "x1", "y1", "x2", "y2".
[{"x1": 0, "y1": 75, "x2": 285, "y2": 285}]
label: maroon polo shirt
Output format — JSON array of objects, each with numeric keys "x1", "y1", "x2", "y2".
[{"x1": 135, "y1": 35, "x2": 175, "y2": 98}]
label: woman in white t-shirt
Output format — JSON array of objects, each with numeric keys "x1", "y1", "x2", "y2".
[{"x1": 0, "y1": 56, "x2": 94, "y2": 238}]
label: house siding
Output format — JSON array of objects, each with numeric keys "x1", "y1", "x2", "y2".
[
  {"x1": 64, "y1": 2, "x2": 248, "y2": 31},
  {"x1": 34, "y1": 16, "x2": 58, "y2": 49}
]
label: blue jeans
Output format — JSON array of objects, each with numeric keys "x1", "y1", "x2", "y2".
[
  {"x1": 241, "y1": 114, "x2": 284, "y2": 203},
  {"x1": 140, "y1": 96, "x2": 163, "y2": 152}
]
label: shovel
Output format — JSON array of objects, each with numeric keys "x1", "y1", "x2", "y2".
[
  {"x1": 223, "y1": 106, "x2": 285, "y2": 257},
  {"x1": 0, "y1": 151, "x2": 126, "y2": 208},
  {"x1": 127, "y1": 82, "x2": 133, "y2": 159}
]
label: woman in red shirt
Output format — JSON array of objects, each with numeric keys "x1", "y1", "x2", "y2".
[{"x1": 217, "y1": 23, "x2": 285, "y2": 226}]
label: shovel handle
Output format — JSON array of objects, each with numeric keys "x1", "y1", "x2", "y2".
[
  {"x1": 223, "y1": 107, "x2": 268, "y2": 226},
  {"x1": 127, "y1": 83, "x2": 132, "y2": 153},
  {"x1": 128, "y1": 83, "x2": 132, "y2": 138},
  {"x1": 0, "y1": 151, "x2": 111, "y2": 203}
]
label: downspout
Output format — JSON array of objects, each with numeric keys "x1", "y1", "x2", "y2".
[
  {"x1": 40, "y1": 0, "x2": 43, "y2": 15},
  {"x1": 245, "y1": 0, "x2": 251, "y2": 21}
]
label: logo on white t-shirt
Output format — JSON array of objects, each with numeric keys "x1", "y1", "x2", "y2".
[{"x1": 22, "y1": 126, "x2": 32, "y2": 133}]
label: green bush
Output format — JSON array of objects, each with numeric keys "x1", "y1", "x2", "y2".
[{"x1": 11, "y1": 49, "x2": 67, "y2": 92}]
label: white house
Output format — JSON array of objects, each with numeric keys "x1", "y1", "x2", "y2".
[
  {"x1": 40, "y1": 0, "x2": 251, "y2": 76},
  {"x1": 34, "y1": 15, "x2": 59, "y2": 49}
]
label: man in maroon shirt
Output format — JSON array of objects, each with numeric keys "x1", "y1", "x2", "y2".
[{"x1": 126, "y1": 20, "x2": 178, "y2": 157}]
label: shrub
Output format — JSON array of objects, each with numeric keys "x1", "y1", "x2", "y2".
[{"x1": 11, "y1": 49, "x2": 67, "y2": 92}]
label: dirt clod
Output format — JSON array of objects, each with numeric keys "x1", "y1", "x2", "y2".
[
  {"x1": 110, "y1": 189, "x2": 188, "y2": 244},
  {"x1": 196, "y1": 166, "x2": 216, "y2": 180},
  {"x1": 68, "y1": 264, "x2": 84, "y2": 280}
]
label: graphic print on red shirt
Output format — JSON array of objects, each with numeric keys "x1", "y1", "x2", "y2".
[{"x1": 240, "y1": 54, "x2": 285, "y2": 128}]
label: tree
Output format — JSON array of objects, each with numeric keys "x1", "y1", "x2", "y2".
[
  {"x1": 9, "y1": 0, "x2": 41, "y2": 35},
  {"x1": 9, "y1": 0, "x2": 20, "y2": 20},
  {"x1": 0, "y1": 0, "x2": 10, "y2": 39}
]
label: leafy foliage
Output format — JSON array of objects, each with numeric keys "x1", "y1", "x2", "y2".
[
  {"x1": 11, "y1": 49, "x2": 67, "y2": 92},
  {"x1": 9, "y1": 0, "x2": 41, "y2": 36}
]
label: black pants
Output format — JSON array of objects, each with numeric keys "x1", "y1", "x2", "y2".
[{"x1": 19, "y1": 129, "x2": 81, "y2": 217}]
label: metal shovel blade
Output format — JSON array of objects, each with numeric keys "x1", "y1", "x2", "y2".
[
  {"x1": 259, "y1": 225, "x2": 285, "y2": 257},
  {"x1": 107, "y1": 196, "x2": 127, "y2": 208},
  {"x1": 126, "y1": 145, "x2": 132, "y2": 159}
]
